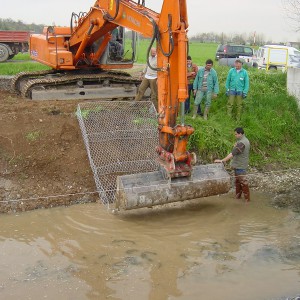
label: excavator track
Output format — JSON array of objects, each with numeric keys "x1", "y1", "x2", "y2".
[
  {"x1": 11, "y1": 70, "x2": 57, "y2": 94},
  {"x1": 11, "y1": 70, "x2": 141, "y2": 101}
]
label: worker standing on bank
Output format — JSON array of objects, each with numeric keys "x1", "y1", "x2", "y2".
[
  {"x1": 185, "y1": 55, "x2": 198, "y2": 114},
  {"x1": 135, "y1": 48, "x2": 158, "y2": 109},
  {"x1": 193, "y1": 59, "x2": 219, "y2": 120},
  {"x1": 225, "y1": 59, "x2": 249, "y2": 121},
  {"x1": 214, "y1": 127, "x2": 250, "y2": 202}
]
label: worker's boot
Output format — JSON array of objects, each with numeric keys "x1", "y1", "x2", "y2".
[
  {"x1": 235, "y1": 175, "x2": 243, "y2": 199},
  {"x1": 242, "y1": 183, "x2": 250, "y2": 202},
  {"x1": 235, "y1": 177, "x2": 242, "y2": 199},
  {"x1": 203, "y1": 107, "x2": 209, "y2": 120},
  {"x1": 192, "y1": 105, "x2": 198, "y2": 119}
]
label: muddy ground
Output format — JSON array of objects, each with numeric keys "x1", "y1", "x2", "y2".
[
  {"x1": 0, "y1": 87, "x2": 99, "y2": 213},
  {"x1": 0, "y1": 78, "x2": 299, "y2": 214}
]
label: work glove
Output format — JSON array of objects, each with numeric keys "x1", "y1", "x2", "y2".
[
  {"x1": 225, "y1": 90, "x2": 229, "y2": 97},
  {"x1": 242, "y1": 93, "x2": 247, "y2": 99}
]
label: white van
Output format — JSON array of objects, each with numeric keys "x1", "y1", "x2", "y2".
[{"x1": 255, "y1": 45, "x2": 300, "y2": 70}]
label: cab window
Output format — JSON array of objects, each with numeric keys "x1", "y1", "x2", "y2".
[
  {"x1": 234, "y1": 46, "x2": 244, "y2": 53},
  {"x1": 244, "y1": 47, "x2": 253, "y2": 55}
]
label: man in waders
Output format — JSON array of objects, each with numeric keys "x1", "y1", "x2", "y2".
[{"x1": 214, "y1": 127, "x2": 250, "y2": 202}]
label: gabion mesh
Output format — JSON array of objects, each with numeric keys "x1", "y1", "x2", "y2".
[{"x1": 77, "y1": 101, "x2": 159, "y2": 205}]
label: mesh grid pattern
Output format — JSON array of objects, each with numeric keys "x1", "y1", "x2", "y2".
[{"x1": 77, "y1": 101, "x2": 159, "y2": 205}]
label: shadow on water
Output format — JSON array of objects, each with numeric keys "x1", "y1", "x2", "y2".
[{"x1": 0, "y1": 191, "x2": 299, "y2": 300}]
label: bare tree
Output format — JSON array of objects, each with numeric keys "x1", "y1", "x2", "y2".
[{"x1": 282, "y1": 0, "x2": 300, "y2": 32}]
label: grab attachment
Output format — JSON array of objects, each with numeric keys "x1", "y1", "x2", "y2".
[{"x1": 115, "y1": 163, "x2": 231, "y2": 210}]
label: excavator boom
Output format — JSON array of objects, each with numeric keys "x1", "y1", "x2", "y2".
[
  {"x1": 18, "y1": 0, "x2": 231, "y2": 210},
  {"x1": 74, "y1": 0, "x2": 230, "y2": 210}
]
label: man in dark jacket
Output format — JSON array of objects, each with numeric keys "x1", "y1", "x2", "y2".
[
  {"x1": 185, "y1": 55, "x2": 198, "y2": 114},
  {"x1": 214, "y1": 127, "x2": 250, "y2": 202}
]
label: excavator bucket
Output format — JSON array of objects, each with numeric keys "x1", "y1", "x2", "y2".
[
  {"x1": 116, "y1": 164, "x2": 231, "y2": 210},
  {"x1": 77, "y1": 101, "x2": 230, "y2": 211}
]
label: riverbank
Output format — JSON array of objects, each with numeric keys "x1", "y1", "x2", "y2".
[
  {"x1": 249, "y1": 167, "x2": 300, "y2": 212},
  {"x1": 0, "y1": 79, "x2": 299, "y2": 214}
]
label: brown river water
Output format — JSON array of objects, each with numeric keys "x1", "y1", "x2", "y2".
[{"x1": 0, "y1": 191, "x2": 299, "y2": 300}]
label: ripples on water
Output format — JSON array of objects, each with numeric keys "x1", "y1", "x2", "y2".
[{"x1": 0, "y1": 192, "x2": 299, "y2": 300}]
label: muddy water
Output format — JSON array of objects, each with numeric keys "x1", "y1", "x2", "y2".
[{"x1": 0, "y1": 192, "x2": 299, "y2": 300}]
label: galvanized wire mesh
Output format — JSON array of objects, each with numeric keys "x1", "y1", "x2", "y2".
[{"x1": 77, "y1": 101, "x2": 159, "y2": 205}]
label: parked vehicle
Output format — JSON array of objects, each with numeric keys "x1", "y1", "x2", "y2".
[
  {"x1": 255, "y1": 45, "x2": 300, "y2": 70},
  {"x1": 218, "y1": 57, "x2": 258, "y2": 68},
  {"x1": 0, "y1": 30, "x2": 30, "y2": 62},
  {"x1": 215, "y1": 44, "x2": 254, "y2": 61}
]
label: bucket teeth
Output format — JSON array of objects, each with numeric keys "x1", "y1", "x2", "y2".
[{"x1": 115, "y1": 164, "x2": 231, "y2": 210}]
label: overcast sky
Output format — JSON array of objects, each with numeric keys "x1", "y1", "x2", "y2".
[{"x1": 1, "y1": 0, "x2": 299, "y2": 42}]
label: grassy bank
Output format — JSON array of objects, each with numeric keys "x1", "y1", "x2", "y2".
[
  {"x1": 1, "y1": 41, "x2": 300, "y2": 169},
  {"x1": 187, "y1": 69, "x2": 300, "y2": 169}
]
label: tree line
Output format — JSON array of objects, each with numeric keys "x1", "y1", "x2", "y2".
[
  {"x1": 0, "y1": 18, "x2": 291, "y2": 46},
  {"x1": 0, "y1": 18, "x2": 44, "y2": 33},
  {"x1": 189, "y1": 32, "x2": 272, "y2": 46}
]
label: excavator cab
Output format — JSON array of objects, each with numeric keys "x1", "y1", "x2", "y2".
[
  {"x1": 91, "y1": 26, "x2": 137, "y2": 65},
  {"x1": 108, "y1": 28, "x2": 125, "y2": 61},
  {"x1": 107, "y1": 27, "x2": 137, "y2": 63}
]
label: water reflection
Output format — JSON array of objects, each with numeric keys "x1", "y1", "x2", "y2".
[{"x1": 0, "y1": 192, "x2": 299, "y2": 300}]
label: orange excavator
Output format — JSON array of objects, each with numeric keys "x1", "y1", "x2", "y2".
[{"x1": 13, "y1": 0, "x2": 230, "y2": 210}]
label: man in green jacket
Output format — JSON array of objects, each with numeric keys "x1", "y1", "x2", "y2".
[
  {"x1": 225, "y1": 59, "x2": 249, "y2": 121},
  {"x1": 193, "y1": 59, "x2": 219, "y2": 120},
  {"x1": 214, "y1": 127, "x2": 250, "y2": 202}
]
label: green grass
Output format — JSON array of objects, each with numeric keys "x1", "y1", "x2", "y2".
[
  {"x1": 187, "y1": 42, "x2": 217, "y2": 65},
  {"x1": 133, "y1": 40, "x2": 300, "y2": 169},
  {"x1": 0, "y1": 62, "x2": 50, "y2": 75},
  {"x1": 0, "y1": 52, "x2": 50, "y2": 75},
  {"x1": 2, "y1": 40, "x2": 300, "y2": 170},
  {"x1": 11, "y1": 53, "x2": 31, "y2": 60},
  {"x1": 135, "y1": 40, "x2": 218, "y2": 65},
  {"x1": 25, "y1": 131, "x2": 41, "y2": 142},
  {"x1": 185, "y1": 67, "x2": 300, "y2": 169}
]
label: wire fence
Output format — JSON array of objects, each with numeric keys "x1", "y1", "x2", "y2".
[{"x1": 1, "y1": 167, "x2": 299, "y2": 205}]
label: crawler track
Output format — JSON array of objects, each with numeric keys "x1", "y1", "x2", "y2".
[{"x1": 11, "y1": 70, "x2": 141, "y2": 100}]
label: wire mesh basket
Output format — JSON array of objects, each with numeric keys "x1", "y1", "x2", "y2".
[{"x1": 77, "y1": 101, "x2": 159, "y2": 206}]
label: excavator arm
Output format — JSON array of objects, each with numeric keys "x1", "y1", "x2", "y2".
[
  {"x1": 66, "y1": 0, "x2": 193, "y2": 178},
  {"x1": 22, "y1": 0, "x2": 231, "y2": 210}
]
